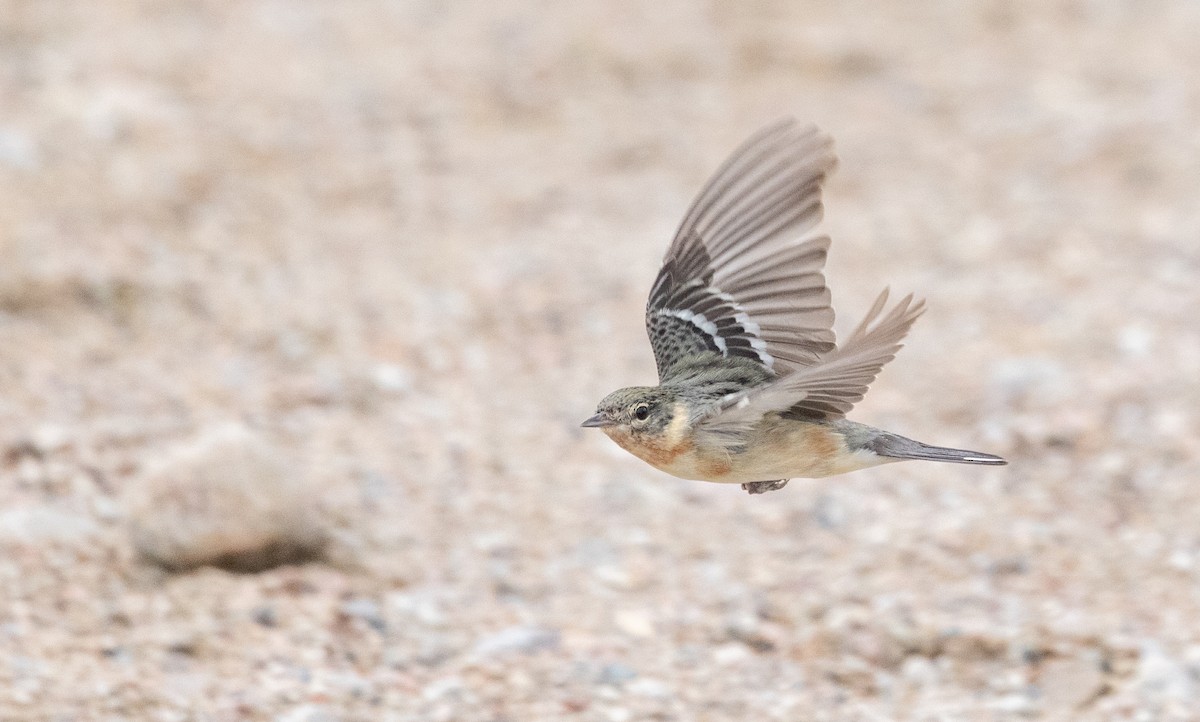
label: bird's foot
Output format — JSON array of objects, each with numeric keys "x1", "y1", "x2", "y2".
[{"x1": 741, "y1": 479, "x2": 789, "y2": 495}]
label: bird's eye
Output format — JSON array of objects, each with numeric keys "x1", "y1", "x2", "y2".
[{"x1": 633, "y1": 403, "x2": 651, "y2": 421}]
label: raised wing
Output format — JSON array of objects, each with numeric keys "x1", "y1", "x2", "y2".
[
  {"x1": 646, "y1": 119, "x2": 838, "y2": 381},
  {"x1": 694, "y1": 290, "x2": 926, "y2": 451}
]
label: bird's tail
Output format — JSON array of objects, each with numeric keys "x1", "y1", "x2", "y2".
[{"x1": 869, "y1": 431, "x2": 1007, "y2": 466}]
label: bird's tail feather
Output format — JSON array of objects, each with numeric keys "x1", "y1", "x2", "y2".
[{"x1": 870, "y1": 432, "x2": 1007, "y2": 466}]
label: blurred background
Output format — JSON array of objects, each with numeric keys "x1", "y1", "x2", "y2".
[{"x1": 2, "y1": 1, "x2": 1199, "y2": 719}]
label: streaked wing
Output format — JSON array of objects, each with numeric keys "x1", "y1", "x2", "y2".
[
  {"x1": 695, "y1": 291, "x2": 925, "y2": 451},
  {"x1": 646, "y1": 119, "x2": 838, "y2": 381}
]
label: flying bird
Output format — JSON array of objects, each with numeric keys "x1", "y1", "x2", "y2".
[{"x1": 582, "y1": 120, "x2": 1006, "y2": 494}]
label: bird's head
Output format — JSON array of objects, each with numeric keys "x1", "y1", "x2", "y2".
[{"x1": 581, "y1": 386, "x2": 678, "y2": 439}]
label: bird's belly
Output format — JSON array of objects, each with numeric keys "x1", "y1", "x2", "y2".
[{"x1": 656, "y1": 421, "x2": 884, "y2": 483}]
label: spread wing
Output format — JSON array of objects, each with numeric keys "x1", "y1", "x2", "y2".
[
  {"x1": 646, "y1": 119, "x2": 838, "y2": 381},
  {"x1": 694, "y1": 290, "x2": 926, "y2": 451}
]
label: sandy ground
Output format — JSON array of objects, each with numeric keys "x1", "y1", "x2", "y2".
[{"x1": 2, "y1": 1, "x2": 1199, "y2": 720}]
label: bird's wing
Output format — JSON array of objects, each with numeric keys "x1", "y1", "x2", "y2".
[
  {"x1": 694, "y1": 290, "x2": 925, "y2": 451},
  {"x1": 645, "y1": 119, "x2": 838, "y2": 381}
]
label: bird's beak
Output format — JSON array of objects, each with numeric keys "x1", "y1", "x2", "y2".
[{"x1": 580, "y1": 413, "x2": 613, "y2": 428}]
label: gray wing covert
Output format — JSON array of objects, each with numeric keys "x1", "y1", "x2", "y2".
[{"x1": 694, "y1": 290, "x2": 926, "y2": 452}]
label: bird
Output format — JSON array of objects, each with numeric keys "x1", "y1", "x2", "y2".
[{"x1": 582, "y1": 119, "x2": 1006, "y2": 494}]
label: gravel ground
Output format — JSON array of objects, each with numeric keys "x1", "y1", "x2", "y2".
[{"x1": 2, "y1": 1, "x2": 1199, "y2": 720}]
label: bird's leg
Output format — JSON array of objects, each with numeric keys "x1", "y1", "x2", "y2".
[{"x1": 741, "y1": 480, "x2": 789, "y2": 494}]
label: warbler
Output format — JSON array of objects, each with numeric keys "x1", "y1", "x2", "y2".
[{"x1": 582, "y1": 119, "x2": 1006, "y2": 494}]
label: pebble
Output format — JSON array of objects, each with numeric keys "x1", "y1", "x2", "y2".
[
  {"x1": 1038, "y1": 654, "x2": 1107, "y2": 712},
  {"x1": 275, "y1": 704, "x2": 339, "y2": 722},
  {"x1": 0, "y1": 127, "x2": 39, "y2": 170},
  {"x1": 627, "y1": 677, "x2": 671, "y2": 699},
  {"x1": 1135, "y1": 639, "x2": 1192, "y2": 700},
  {"x1": 603, "y1": 707, "x2": 632, "y2": 722},
  {"x1": 596, "y1": 662, "x2": 638, "y2": 686},
  {"x1": 712, "y1": 643, "x2": 751, "y2": 666},
  {"x1": 613, "y1": 608, "x2": 654, "y2": 638},
  {"x1": 726, "y1": 614, "x2": 777, "y2": 652},
  {"x1": 389, "y1": 590, "x2": 448, "y2": 628},
  {"x1": 339, "y1": 598, "x2": 386, "y2": 632},
  {"x1": 0, "y1": 505, "x2": 101, "y2": 548},
  {"x1": 471, "y1": 626, "x2": 560, "y2": 658},
  {"x1": 90, "y1": 495, "x2": 123, "y2": 522},
  {"x1": 592, "y1": 561, "x2": 653, "y2": 590},
  {"x1": 371, "y1": 363, "x2": 413, "y2": 393},
  {"x1": 421, "y1": 676, "x2": 467, "y2": 702},
  {"x1": 123, "y1": 423, "x2": 327, "y2": 572},
  {"x1": 1117, "y1": 324, "x2": 1154, "y2": 358},
  {"x1": 991, "y1": 691, "x2": 1038, "y2": 714},
  {"x1": 30, "y1": 423, "x2": 72, "y2": 455},
  {"x1": 252, "y1": 605, "x2": 278, "y2": 628}
]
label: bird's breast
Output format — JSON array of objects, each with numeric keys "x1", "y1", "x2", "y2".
[{"x1": 612, "y1": 416, "x2": 885, "y2": 483}]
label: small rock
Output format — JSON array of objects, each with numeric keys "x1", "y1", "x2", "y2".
[
  {"x1": 252, "y1": 606, "x2": 278, "y2": 628},
  {"x1": 422, "y1": 676, "x2": 467, "y2": 702},
  {"x1": 339, "y1": 598, "x2": 386, "y2": 632},
  {"x1": 1038, "y1": 654, "x2": 1107, "y2": 712},
  {"x1": 726, "y1": 614, "x2": 778, "y2": 653},
  {"x1": 1168, "y1": 549, "x2": 1193, "y2": 571},
  {"x1": 15, "y1": 458, "x2": 45, "y2": 487},
  {"x1": 389, "y1": 591, "x2": 448, "y2": 628},
  {"x1": 472, "y1": 531, "x2": 515, "y2": 554},
  {"x1": 0, "y1": 505, "x2": 101, "y2": 548},
  {"x1": 371, "y1": 363, "x2": 413, "y2": 393},
  {"x1": 1135, "y1": 639, "x2": 1192, "y2": 700},
  {"x1": 603, "y1": 707, "x2": 631, "y2": 722},
  {"x1": 124, "y1": 424, "x2": 327, "y2": 573},
  {"x1": 900, "y1": 656, "x2": 939, "y2": 684},
  {"x1": 990, "y1": 691, "x2": 1037, "y2": 714},
  {"x1": 596, "y1": 662, "x2": 638, "y2": 686},
  {"x1": 592, "y1": 561, "x2": 652, "y2": 590},
  {"x1": 627, "y1": 677, "x2": 672, "y2": 700},
  {"x1": 1117, "y1": 324, "x2": 1154, "y2": 357},
  {"x1": 275, "y1": 704, "x2": 338, "y2": 722},
  {"x1": 30, "y1": 424, "x2": 72, "y2": 455},
  {"x1": 613, "y1": 608, "x2": 654, "y2": 638},
  {"x1": 471, "y1": 626, "x2": 560, "y2": 657},
  {"x1": 712, "y1": 643, "x2": 751, "y2": 666},
  {"x1": 412, "y1": 636, "x2": 457, "y2": 667},
  {"x1": 0, "y1": 128, "x2": 38, "y2": 170},
  {"x1": 90, "y1": 495, "x2": 123, "y2": 523}
]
